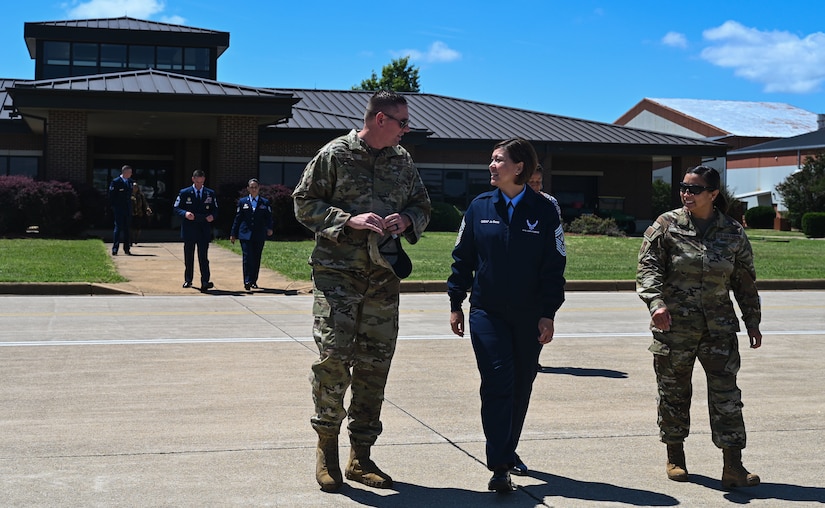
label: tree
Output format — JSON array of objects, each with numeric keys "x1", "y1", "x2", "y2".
[
  {"x1": 353, "y1": 56, "x2": 420, "y2": 92},
  {"x1": 775, "y1": 152, "x2": 825, "y2": 228}
]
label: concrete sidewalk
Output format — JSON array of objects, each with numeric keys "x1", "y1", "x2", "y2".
[{"x1": 1, "y1": 291, "x2": 823, "y2": 506}]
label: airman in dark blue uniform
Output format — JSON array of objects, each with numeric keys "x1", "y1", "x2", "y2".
[
  {"x1": 449, "y1": 138, "x2": 566, "y2": 493},
  {"x1": 173, "y1": 170, "x2": 218, "y2": 291},
  {"x1": 108, "y1": 165, "x2": 133, "y2": 255},
  {"x1": 230, "y1": 179, "x2": 274, "y2": 290}
]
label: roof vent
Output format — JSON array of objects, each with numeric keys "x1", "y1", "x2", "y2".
[{"x1": 819, "y1": 114, "x2": 825, "y2": 130}]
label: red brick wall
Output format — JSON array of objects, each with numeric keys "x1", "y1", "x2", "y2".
[
  {"x1": 215, "y1": 116, "x2": 258, "y2": 187},
  {"x1": 46, "y1": 110, "x2": 88, "y2": 182}
]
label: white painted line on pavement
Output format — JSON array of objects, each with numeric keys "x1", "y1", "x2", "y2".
[{"x1": 0, "y1": 330, "x2": 822, "y2": 347}]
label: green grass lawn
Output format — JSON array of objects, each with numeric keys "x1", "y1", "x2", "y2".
[
  {"x1": 1, "y1": 232, "x2": 822, "y2": 283},
  {"x1": 219, "y1": 230, "x2": 825, "y2": 282},
  {"x1": 0, "y1": 238, "x2": 126, "y2": 283}
]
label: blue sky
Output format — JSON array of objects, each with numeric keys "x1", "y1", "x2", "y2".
[{"x1": 2, "y1": 0, "x2": 824, "y2": 123}]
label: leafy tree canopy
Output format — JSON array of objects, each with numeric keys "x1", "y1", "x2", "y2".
[
  {"x1": 353, "y1": 56, "x2": 420, "y2": 92},
  {"x1": 775, "y1": 152, "x2": 825, "y2": 227}
]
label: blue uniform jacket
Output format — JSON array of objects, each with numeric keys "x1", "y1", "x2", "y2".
[
  {"x1": 173, "y1": 185, "x2": 218, "y2": 241},
  {"x1": 108, "y1": 176, "x2": 133, "y2": 212},
  {"x1": 230, "y1": 195, "x2": 274, "y2": 241},
  {"x1": 448, "y1": 188, "x2": 566, "y2": 319}
]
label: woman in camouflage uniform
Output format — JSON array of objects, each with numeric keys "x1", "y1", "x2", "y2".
[{"x1": 637, "y1": 165, "x2": 762, "y2": 489}]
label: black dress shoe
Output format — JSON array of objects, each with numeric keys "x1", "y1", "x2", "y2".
[
  {"x1": 200, "y1": 281, "x2": 214, "y2": 291},
  {"x1": 510, "y1": 459, "x2": 529, "y2": 476},
  {"x1": 125, "y1": 251, "x2": 133, "y2": 256},
  {"x1": 251, "y1": 283, "x2": 259, "y2": 289},
  {"x1": 112, "y1": 249, "x2": 118, "y2": 255},
  {"x1": 488, "y1": 469, "x2": 515, "y2": 493},
  {"x1": 244, "y1": 283, "x2": 251, "y2": 291},
  {"x1": 182, "y1": 281, "x2": 193, "y2": 288}
]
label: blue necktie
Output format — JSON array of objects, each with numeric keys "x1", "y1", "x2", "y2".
[{"x1": 507, "y1": 202, "x2": 514, "y2": 221}]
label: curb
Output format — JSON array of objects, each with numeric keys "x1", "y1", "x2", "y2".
[{"x1": 2, "y1": 279, "x2": 824, "y2": 295}]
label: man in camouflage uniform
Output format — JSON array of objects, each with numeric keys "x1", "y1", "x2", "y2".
[
  {"x1": 636, "y1": 165, "x2": 762, "y2": 489},
  {"x1": 292, "y1": 90, "x2": 431, "y2": 492}
]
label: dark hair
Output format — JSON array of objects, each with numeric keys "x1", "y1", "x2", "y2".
[
  {"x1": 685, "y1": 165, "x2": 728, "y2": 211},
  {"x1": 494, "y1": 138, "x2": 537, "y2": 185},
  {"x1": 365, "y1": 90, "x2": 408, "y2": 121},
  {"x1": 247, "y1": 178, "x2": 259, "y2": 186},
  {"x1": 533, "y1": 164, "x2": 544, "y2": 176},
  {"x1": 192, "y1": 169, "x2": 205, "y2": 178}
]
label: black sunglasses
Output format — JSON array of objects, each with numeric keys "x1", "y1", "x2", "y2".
[
  {"x1": 679, "y1": 182, "x2": 716, "y2": 195},
  {"x1": 382, "y1": 111, "x2": 409, "y2": 129}
]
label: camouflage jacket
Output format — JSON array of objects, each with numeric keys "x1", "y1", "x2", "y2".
[
  {"x1": 292, "y1": 129, "x2": 431, "y2": 273},
  {"x1": 636, "y1": 207, "x2": 761, "y2": 334}
]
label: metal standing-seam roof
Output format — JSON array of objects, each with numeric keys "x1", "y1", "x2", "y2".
[
  {"x1": 24, "y1": 16, "x2": 230, "y2": 58},
  {"x1": 274, "y1": 89, "x2": 726, "y2": 151},
  {"x1": 13, "y1": 69, "x2": 291, "y2": 98},
  {"x1": 729, "y1": 128, "x2": 825, "y2": 155},
  {"x1": 646, "y1": 98, "x2": 818, "y2": 138}
]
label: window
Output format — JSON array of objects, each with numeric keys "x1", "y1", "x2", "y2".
[
  {"x1": 72, "y1": 43, "x2": 99, "y2": 76},
  {"x1": 1, "y1": 156, "x2": 40, "y2": 178},
  {"x1": 184, "y1": 47, "x2": 211, "y2": 78},
  {"x1": 128, "y1": 45, "x2": 154, "y2": 70},
  {"x1": 100, "y1": 44, "x2": 127, "y2": 70},
  {"x1": 418, "y1": 166, "x2": 491, "y2": 209},
  {"x1": 37, "y1": 41, "x2": 213, "y2": 79},
  {"x1": 259, "y1": 160, "x2": 308, "y2": 188},
  {"x1": 156, "y1": 46, "x2": 183, "y2": 71},
  {"x1": 42, "y1": 41, "x2": 71, "y2": 78}
]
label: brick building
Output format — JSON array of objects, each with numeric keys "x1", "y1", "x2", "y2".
[{"x1": 1, "y1": 17, "x2": 726, "y2": 232}]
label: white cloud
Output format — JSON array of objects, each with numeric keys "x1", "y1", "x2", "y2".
[
  {"x1": 394, "y1": 41, "x2": 461, "y2": 64},
  {"x1": 662, "y1": 31, "x2": 688, "y2": 49},
  {"x1": 700, "y1": 20, "x2": 825, "y2": 93},
  {"x1": 161, "y1": 15, "x2": 186, "y2": 25},
  {"x1": 67, "y1": 0, "x2": 166, "y2": 19}
]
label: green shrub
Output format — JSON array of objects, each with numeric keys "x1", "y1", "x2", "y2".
[
  {"x1": 801, "y1": 212, "x2": 825, "y2": 238},
  {"x1": 744, "y1": 205, "x2": 775, "y2": 229},
  {"x1": 427, "y1": 202, "x2": 463, "y2": 232},
  {"x1": 567, "y1": 214, "x2": 625, "y2": 236}
]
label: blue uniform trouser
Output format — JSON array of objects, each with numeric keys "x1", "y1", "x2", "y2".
[
  {"x1": 112, "y1": 209, "x2": 131, "y2": 252},
  {"x1": 183, "y1": 238, "x2": 210, "y2": 285},
  {"x1": 240, "y1": 238, "x2": 265, "y2": 284},
  {"x1": 469, "y1": 307, "x2": 542, "y2": 470}
]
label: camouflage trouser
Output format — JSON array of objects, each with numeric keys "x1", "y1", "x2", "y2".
[
  {"x1": 309, "y1": 265, "x2": 400, "y2": 447},
  {"x1": 650, "y1": 328, "x2": 746, "y2": 449}
]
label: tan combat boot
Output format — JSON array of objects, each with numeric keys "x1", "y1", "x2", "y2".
[
  {"x1": 721, "y1": 448, "x2": 760, "y2": 488},
  {"x1": 315, "y1": 435, "x2": 343, "y2": 492},
  {"x1": 666, "y1": 443, "x2": 689, "y2": 482},
  {"x1": 345, "y1": 445, "x2": 393, "y2": 489}
]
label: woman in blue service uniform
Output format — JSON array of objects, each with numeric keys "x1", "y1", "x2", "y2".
[
  {"x1": 448, "y1": 138, "x2": 566, "y2": 493},
  {"x1": 230, "y1": 178, "x2": 274, "y2": 290}
]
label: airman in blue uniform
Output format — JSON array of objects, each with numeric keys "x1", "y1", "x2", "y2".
[
  {"x1": 173, "y1": 170, "x2": 218, "y2": 291},
  {"x1": 230, "y1": 178, "x2": 273, "y2": 290}
]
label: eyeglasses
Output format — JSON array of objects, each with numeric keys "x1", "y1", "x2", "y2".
[
  {"x1": 382, "y1": 112, "x2": 409, "y2": 129},
  {"x1": 679, "y1": 182, "x2": 715, "y2": 195}
]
